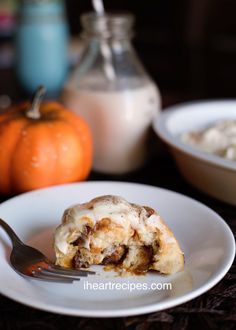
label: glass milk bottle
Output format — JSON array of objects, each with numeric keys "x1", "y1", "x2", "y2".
[
  {"x1": 62, "y1": 12, "x2": 161, "y2": 174},
  {"x1": 16, "y1": 0, "x2": 68, "y2": 95}
]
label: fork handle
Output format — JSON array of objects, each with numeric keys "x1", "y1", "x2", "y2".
[{"x1": 0, "y1": 218, "x2": 23, "y2": 247}]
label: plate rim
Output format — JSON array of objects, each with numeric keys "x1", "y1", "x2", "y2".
[{"x1": 0, "y1": 181, "x2": 235, "y2": 317}]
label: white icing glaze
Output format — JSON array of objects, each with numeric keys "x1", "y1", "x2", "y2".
[
  {"x1": 55, "y1": 195, "x2": 163, "y2": 254},
  {"x1": 182, "y1": 119, "x2": 236, "y2": 160}
]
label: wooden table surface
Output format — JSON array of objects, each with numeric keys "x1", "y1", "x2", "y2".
[{"x1": 0, "y1": 71, "x2": 235, "y2": 330}]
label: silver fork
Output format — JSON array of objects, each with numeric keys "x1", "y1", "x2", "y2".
[{"x1": 0, "y1": 218, "x2": 95, "y2": 283}]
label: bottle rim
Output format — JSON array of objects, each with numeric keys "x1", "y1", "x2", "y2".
[{"x1": 81, "y1": 12, "x2": 135, "y2": 40}]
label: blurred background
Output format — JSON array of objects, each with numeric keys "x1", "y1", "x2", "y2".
[{"x1": 1, "y1": 0, "x2": 236, "y2": 105}]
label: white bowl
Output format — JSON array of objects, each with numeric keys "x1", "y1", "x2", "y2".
[{"x1": 153, "y1": 100, "x2": 236, "y2": 205}]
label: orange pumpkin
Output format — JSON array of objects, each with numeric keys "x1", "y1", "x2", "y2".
[{"x1": 0, "y1": 86, "x2": 93, "y2": 195}]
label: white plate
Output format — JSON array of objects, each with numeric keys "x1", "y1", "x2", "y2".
[{"x1": 0, "y1": 182, "x2": 235, "y2": 317}]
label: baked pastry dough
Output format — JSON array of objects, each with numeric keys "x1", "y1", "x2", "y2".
[{"x1": 54, "y1": 195, "x2": 184, "y2": 275}]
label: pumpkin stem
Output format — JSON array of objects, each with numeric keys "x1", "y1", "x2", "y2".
[{"x1": 26, "y1": 85, "x2": 46, "y2": 119}]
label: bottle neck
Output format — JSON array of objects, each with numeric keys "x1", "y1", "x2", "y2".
[
  {"x1": 73, "y1": 12, "x2": 152, "y2": 91},
  {"x1": 83, "y1": 36, "x2": 133, "y2": 53}
]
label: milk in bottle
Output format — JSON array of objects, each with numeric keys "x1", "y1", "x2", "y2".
[{"x1": 62, "y1": 13, "x2": 161, "y2": 174}]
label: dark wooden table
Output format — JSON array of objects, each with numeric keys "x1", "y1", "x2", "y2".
[{"x1": 0, "y1": 70, "x2": 235, "y2": 329}]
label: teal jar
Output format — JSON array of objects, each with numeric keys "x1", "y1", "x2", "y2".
[{"x1": 16, "y1": 0, "x2": 69, "y2": 95}]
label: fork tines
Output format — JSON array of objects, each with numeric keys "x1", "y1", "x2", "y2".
[
  {"x1": 31, "y1": 264, "x2": 96, "y2": 283},
  {"x1": 31, "y1": 270, "x2": 74, "y2": 283},
  {"x1": 50, "y1": 264, "x2": 96, "y2": 275}
]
